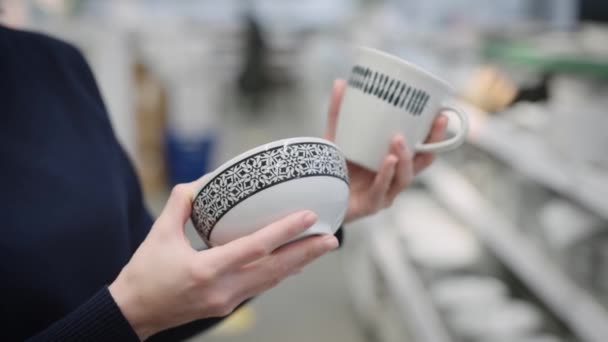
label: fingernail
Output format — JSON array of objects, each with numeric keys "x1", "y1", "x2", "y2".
[
  {"x1": 323, "y1": 235, "x2": 339, "y2": 250},
  {"x1": 303, "y1": 212, "x2": 318, "y2": 225}
]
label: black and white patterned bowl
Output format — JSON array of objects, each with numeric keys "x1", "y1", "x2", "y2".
[{"x1": 191, "y1": 137, "x2": 350, "y2": 247}]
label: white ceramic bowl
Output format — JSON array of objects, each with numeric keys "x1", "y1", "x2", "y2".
[{"x1": 191, "y1": 137, "x2": 350, "y2": 247}]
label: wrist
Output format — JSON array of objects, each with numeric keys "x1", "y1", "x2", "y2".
[{"x1": 109, "y1": 272, "x2": 156, "y2": 341}]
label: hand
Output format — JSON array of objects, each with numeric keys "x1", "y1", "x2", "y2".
[
  {"x1": 109, "y1": 178, "x2": 339, "y2": 340},
  {"x1": 325, "y1": 79, "x2": 448, "y2": 223}
]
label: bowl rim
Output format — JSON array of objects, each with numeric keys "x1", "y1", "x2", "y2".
[{"x1": 192, "y1": 137, "x2": 342, "y2": 200}]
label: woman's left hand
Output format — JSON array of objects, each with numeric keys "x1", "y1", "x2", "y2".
[{"x1": 325, "y1": 79, "x2": 448, "y2": 223}]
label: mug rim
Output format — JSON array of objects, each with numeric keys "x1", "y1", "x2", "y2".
[{"x1": 356, "y1": 46, "x2": 454, "y2": 93}]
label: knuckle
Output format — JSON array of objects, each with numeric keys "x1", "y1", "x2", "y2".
[
  {"x1": 189, "y1": 264, "x2": 216, "y2": 284},
  {"x1": 207, "y1": 294, "x2": 232, "y2": 316},
  {"x1": 250, "y1": 244, "x2": 269, "y2": 259}
]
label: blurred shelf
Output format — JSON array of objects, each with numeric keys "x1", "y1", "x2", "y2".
[
  {"x1": 466, "y1": 107, "x2": 608, "y2": 222},
  {"x1": 483, "y1": 40, "x2": 608, "y2": 79},
  {"x1": 421, "y1": 161, "x2": 608, "y2": 342},
  {"x1": 369, "y1": 229, "x2": 453, "y2": 342}
]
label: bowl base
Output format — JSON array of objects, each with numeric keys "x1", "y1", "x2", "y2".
[{"x1": 286, "y1": 221, "x2": 335, "y2": 245}]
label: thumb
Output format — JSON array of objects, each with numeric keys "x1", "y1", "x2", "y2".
[
  {"x1": 324, "y1": 79, "x2": 347, "y2": 141},
  {"x1": 158, "y1": 174, "x2": 210, "y2": 231}
]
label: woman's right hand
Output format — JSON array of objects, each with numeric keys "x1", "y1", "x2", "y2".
[{"x1": 109, "y1": 178, "x2": 339, "y2": 341}]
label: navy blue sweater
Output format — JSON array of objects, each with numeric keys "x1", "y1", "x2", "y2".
[{"x1": 0, "y1": 25, "x2": 231, "y2": 341}]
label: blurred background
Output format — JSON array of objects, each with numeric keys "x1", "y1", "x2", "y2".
[{"x1": 2, "y1": 0, "x2": 608, "y2": 341}]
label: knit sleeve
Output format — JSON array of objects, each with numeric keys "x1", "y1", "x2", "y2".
[{"x1": 26, "y1": 287, "x2": 139, "y2": 342}]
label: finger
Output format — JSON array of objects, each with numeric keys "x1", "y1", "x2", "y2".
[
  {"x1": 413, "y1": 152, "x2": 436, "y2": 175},
  {"x1": 232, "y1": 234, "x2": 338, "y2": 302},
  {"x1": 202, "y1": 211, "x2": 318, "y2": 272},
  {"x1": 324, "y1": 79, "x2": 347, "y2": 141},
  {"x1": 158, "y1": 174, "x2": 212, "y2": 230},
  {"x1": 387, "y1": 136, "x2": 414, "y2": 202},
  {"x1": 368, "y1": 153, "x2": 398, "y2": 206},
  {"x1": 414, "y1": 114, "x2": 448, "y2": 174},
  {"x1": 426, "y1": 114, "x2": 448, "y2": 143},
  {"x1": 189, "y1": 174, "x2": 211, "y2": 200},
  {"x1": 287, "y1": 267, "x2": 304, "y2": 277},
  {"x1": 158, "y1": 184, "x2": 196, "y2": 228}
]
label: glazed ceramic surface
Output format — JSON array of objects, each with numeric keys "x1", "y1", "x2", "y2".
[
  {"x1": 191, "y1": 137, "x2": 349, "y2": 247},
  {"x1": 335, "y1": 46, "x2": 469, "y2": 171}
]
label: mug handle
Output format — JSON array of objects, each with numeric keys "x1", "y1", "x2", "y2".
[{"x1": 415, "y1": 102, "x2": 469, "y2": 153}]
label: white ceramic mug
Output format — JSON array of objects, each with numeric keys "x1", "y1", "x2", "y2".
[{"x1": 335, "y1": 46, "x2": 469, "y2": 171}]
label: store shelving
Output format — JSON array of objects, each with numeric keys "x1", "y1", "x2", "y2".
[
  {"x1": 465, "y1": 108, "x2": 608, "y2": 221},
  {"x1": 369, "y1": 228, "x2": 453, "y2": 342},
  {"x1": 483, "y1": 39, "x2": 608, "y2": 80},
  {"x1": 421, "y1": 161, "x2": 608, "y2": 342}
]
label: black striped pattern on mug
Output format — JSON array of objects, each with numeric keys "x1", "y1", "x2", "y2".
[{"x1": 347, "y1": 65, "x2": 430, "y2": 116}]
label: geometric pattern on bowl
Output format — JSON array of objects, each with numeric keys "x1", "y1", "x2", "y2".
[{"x1": 192, "y1": 142, "x2": 349, "y2": 245}]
